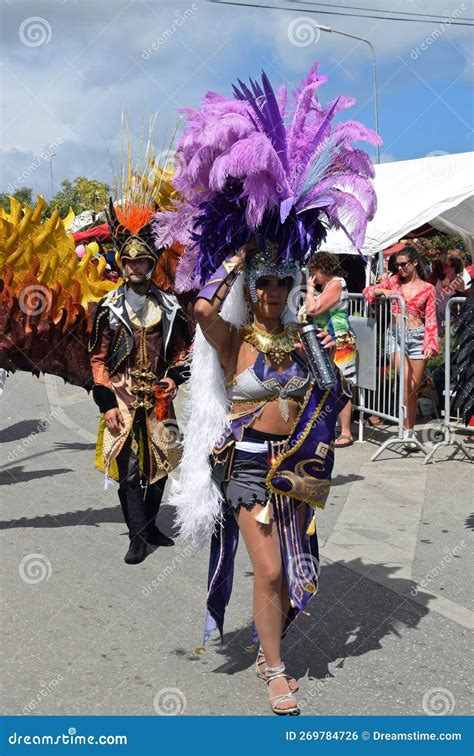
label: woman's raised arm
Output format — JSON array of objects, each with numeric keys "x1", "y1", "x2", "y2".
[
  {"x1": 194, "y1": 247, "x2": 247, "y2": 360},
  {"x1": 306, "y1": 277, "x2": 342, "y2": 317}
]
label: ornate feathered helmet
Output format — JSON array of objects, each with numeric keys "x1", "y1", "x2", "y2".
[
  {"x1": 156, "y1": 62, "x2": 382, "y2": 294},
  {"x1": 106, "y1": 112, "x2": 182, "y2": 278},
  {"x1": 106, "y1": 198, "x2": 158, "y2": 269}
]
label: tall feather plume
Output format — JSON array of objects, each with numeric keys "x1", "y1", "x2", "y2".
[
  {"x1": 155, "y1": 62, "x2": 382, "y2": 291},
  {"x1": 107, "y1": 110, "x2": 185, "y2": 281},
  {"x1": 233, "y1": 71, "x2": 290, "y2": 174}
]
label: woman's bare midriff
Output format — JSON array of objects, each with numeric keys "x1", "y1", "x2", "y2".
[
  {"x1": 231, "y1": 398, "x2": 302, "y2": 436},
  {"x1": 392, "y1": 313, "x2": 424, "y2": 330},
  {"x1": 227, "y1": 338, "x2": 305, "y2": 436}
]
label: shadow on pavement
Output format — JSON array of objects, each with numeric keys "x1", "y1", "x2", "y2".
[
  {"x1": 331, "y1": 474, "x2": 364, "y2": 486},
  {"x1": 0, "y1": 499, "x2": 176, "y2": 533},
  {"x1": 0, "y1": 466, "x2": 72, "y2": 485},
  {"x1": 207, "y1": 558, "x2": 430, "y2": 681},
  {"x1": 0, "y1": 420, "x2": 47, "y2": 443},
  {"x1": 0, "y1": 504, "x2": 124, "y2": 529},
  {"x1": 54, "y1": 442, "x2": 96, "y2": 451}
]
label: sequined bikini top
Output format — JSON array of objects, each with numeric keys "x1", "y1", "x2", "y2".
[{"x1": 227, "y1": 351, "x2": 311, "y2": 402}]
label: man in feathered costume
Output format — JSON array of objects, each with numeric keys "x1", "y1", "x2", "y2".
[
  {"x1": 158, "y1": 63, "x2": 381, "y2": 714},
  {"x1": 89, "y1": 200, "x2": 191, "y2": 564},
  {"x1": 0, "y1": 129, "x2": 192, "y2": 566}
]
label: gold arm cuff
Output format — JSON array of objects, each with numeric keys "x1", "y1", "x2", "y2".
[
  {"x1": 205, "y1": 276, "x2": 225, "y2": 287},
  {"x1": 222, "y1": 260, "x2": 238, "y2": 274}
]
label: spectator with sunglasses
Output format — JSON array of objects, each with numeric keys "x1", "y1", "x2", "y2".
[{"x1": 363, "y1": 247, "x2": 439, "y2": 448}]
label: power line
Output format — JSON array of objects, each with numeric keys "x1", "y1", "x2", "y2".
[
  {"x1": 287, "y1": 0, "x2": 474, "y2": 24},
  {"x1": 209, "y1": 0, "x2": 474, "y2": 26}
]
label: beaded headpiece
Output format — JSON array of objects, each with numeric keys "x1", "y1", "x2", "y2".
[{"x1": 245, "y1": 240, "x2": 298, "y2": 303}]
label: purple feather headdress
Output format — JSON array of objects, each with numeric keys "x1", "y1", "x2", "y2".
[{"x1": 155, "y1": 63, "x2": 382, "y2": 292}]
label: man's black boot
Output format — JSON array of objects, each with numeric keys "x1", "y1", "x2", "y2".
[
  {"x1": 119, "y1": 486, "x2": 149, "y2": 564},
  {"x1": 144, "y1": 479, "x2": 174, "y2": 547},
  {"x1": 124, "y1": 535, "x2": 148, "y2": 564},
  {"x1": 147, "y1": 527, "x2": 174, "y2": 547}
]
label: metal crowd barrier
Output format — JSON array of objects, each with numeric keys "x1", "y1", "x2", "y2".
[
  {"x1": 347, "y1": 293, "x2": 428, "y2": 461},
  {"x1": 423, "y1": 297, "x2": 473, "y2": 464}
]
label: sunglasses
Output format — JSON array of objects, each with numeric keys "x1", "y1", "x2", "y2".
[
  {"x1": 256, "y1": 276, "x2": 293, "y2": 289},
  {"x1": 394, "y1": 260, "x2": 412, "y2": 270}
]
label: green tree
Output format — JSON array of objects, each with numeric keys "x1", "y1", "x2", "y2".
[
  {"x1": 46, "y1": 177, "x2": 110, "y2": 218},
  {"x1": 415, "y1": 234, "x2": 466, "y2": 262},
  {"x1": 0, "y1": 187, "x2": 33, "y2": 212}
]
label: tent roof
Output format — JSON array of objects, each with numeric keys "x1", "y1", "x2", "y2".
[{"x1": 321, "y1": 151, "x2": 474, "y2": 256}]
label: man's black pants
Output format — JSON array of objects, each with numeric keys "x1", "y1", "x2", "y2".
[{"x1": 116, "y1": 410, "x2": 167, "y2": 538}]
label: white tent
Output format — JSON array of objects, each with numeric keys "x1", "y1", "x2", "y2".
[
  {"x1": 430, "y1": 196, "x2": 474, "y2": 253},
  {"x1": 322, "y1": 151, "x2": 474, "y2": 257}
]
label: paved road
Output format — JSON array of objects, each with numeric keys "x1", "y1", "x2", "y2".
[{"x1": 1, "y1": 372, "x2": 472, "y2": 717}]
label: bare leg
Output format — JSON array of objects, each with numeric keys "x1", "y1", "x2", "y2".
[
  {"x1": 335, "y1": 399, "x2": 353, "y2": 444},
  {"x1": 236, "y1": 504, "x2": 297, "y2": 712},
  {"x1": 256, "y1": 504, "x2": 308, "y2": 692},
  {"x1": 392, "y1": 351, "x2": 411, "y2": 431},
  {"x1": 407, "y1": 358, "x2": 426, "y2": 429}
]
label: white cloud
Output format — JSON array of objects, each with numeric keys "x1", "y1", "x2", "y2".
[{"x1": 0, "y1": 0, "x2": 472, "y2": 196}]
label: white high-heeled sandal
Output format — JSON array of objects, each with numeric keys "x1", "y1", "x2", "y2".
[
  {"x1": 256, "y1": 646, "x2": 299, "y2": 691},
  {"x1": 265, "y1": 662, "x2": 300, "y2": 716}
]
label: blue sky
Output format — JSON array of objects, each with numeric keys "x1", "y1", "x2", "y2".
[{"x1": 0, "y1": 0, "x2": 473, "y2": 199}]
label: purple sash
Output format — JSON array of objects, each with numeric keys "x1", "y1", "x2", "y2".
[{"x1": 266, "y1": 380, "x2": 348, "y2": 509}]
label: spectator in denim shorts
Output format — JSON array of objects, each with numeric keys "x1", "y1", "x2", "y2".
[{"x1": 364, "y1": 247, "x2": 439, "y2": 448}]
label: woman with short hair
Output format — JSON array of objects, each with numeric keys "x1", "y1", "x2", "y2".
[{"x1": 304, "y1": 250, "x2": 356, "y2": 447}]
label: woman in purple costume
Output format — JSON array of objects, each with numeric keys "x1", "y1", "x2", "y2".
[
  {"x1": 194, "y1": 238, "x2": 335, "y2": 714},
  {"x1": 163, "y1": 63, "x2": 380, "y2": 715}
]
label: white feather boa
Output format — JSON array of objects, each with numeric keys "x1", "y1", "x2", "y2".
[{"x1": 170, "y1": 270, "x2": 303, "y2": 551}]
